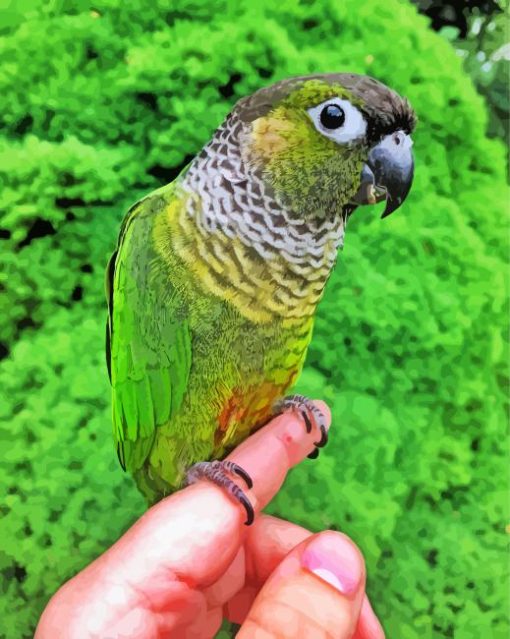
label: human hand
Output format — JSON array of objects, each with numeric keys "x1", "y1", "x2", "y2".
[{"x1": 36, "y1": 402, "x2": 385, "y2": 638}]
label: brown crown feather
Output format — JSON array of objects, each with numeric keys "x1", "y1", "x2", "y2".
[{"x1": 234, "y1": 72, "x2": 417, "y2": 143}]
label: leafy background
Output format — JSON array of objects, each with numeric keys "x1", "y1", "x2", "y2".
[{"x1": 0, "y1": 0, "x2": 508, "y2": 637}]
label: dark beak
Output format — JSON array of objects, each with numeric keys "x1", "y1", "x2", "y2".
[{"x1": 352, "y1": 131, "x2": 414, "y2": 218}]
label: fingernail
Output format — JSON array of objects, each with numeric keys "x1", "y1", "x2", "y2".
[{"x1": 301, "y1": 532, "x2": 363, "y2": 596}]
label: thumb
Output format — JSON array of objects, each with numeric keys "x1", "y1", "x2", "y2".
[{"x1": 238, "y1": 531, "x2": 366, "y2": 639}]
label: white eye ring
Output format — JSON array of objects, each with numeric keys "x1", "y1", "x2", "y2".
[{"x1": 307, "y1": 98, "x2": 367, "y2": 145}]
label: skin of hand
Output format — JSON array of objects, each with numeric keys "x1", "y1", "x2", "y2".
[{"x1": 35, "y1": 402, "x2": 385, "y2": 639}]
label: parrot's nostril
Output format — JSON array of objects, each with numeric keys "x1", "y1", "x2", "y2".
[{"x1": 393, "y1": 132, "x2": 404, "y2": 146}]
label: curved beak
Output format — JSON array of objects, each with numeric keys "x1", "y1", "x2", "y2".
[{"x1": 352, "y1": 131, "x2": 414, "y2": 218}]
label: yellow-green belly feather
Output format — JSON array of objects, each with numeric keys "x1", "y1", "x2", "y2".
[{"x1": 108, "y1": 183, "x2": 316, "y2": 503}]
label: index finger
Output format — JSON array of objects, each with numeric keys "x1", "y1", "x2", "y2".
[
  {"x1": 36, "y1": 404, "x2": 332, "y2": 638},
  {"x1": 106, "y1": 401, "x2": 332, "y2": 589}
]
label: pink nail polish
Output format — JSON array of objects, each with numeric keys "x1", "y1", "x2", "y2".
[{"x1": 301, "y1": 533, "x2": 362, "y2": 596}]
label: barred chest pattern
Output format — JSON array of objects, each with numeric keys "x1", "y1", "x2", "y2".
[{"x1": 177, "y1": 112, "x2": 346, "y2": 322}]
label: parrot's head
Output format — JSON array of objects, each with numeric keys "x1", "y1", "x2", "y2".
[{"x1": 235, "y1": 73, "x2": 416, "y2": 220}]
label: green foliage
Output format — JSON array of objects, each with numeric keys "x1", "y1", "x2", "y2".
[
  {"x1": 0, "y1": 1, "x2": 507, "y2": 637},
  {"x1": 436, "y1": 4, "x2": 509, "y2": 144}
]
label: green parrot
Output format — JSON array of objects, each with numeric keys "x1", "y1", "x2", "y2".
[{"x1": 106, "y1": 73, "x2": 416, "y2": 523}]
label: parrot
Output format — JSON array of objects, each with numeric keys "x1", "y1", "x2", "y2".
[{"x1": 105, "y1": 73, "x2": 416, "y2": 524}]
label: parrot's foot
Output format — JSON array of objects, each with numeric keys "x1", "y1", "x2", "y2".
[
  {"x1": 185, "y1": 460, "x2": 254, "y2": 525},
  {"x1": 273, "y1": 394, "x2": 328, "y2": 459}
]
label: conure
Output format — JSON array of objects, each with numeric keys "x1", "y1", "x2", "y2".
[{"x1": 105, "y1": 73, "x2": 416, "y2": 523}]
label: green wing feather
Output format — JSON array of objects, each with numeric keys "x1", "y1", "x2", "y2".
[{"x1": 105, "y1": 184, "x2": 192, "y2": 474}]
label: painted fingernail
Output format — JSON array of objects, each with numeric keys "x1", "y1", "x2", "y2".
[{"x1": 301, "y1": 532, "x2": 363, "y2": 596}]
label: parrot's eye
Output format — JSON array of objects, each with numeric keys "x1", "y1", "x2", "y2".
[
  {"x1": 320, "y1": 104, "x2": 345, "y2": 129},
  {"x1": 308, "y1": 98, "x2": 367, "y2": 145}
]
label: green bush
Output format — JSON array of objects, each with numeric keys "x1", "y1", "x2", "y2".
[{"x1": 0, "y1": 1, "x2": 507, "y2": 637}]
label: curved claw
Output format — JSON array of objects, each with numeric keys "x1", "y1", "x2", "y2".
[
  {"x1": 313, "y1": 424, "x2": 328, "y2": 448},
  {"x1": 301, "y1": 410, "x2": 313, "y2": 434},
  {"x1": 307, "y1": 447, "x2": 320, "y2": 460},
  {"x1": 274, "y1": 394, "x2": 329, "y2": 452},
  {"x1": 185, "y1": 460, "x2": 255, "y2": 525},
  {"x1": 223, "y1": 460, "x2": 253, "y2": 489},
  {"x1": 240, "y1": 493, "x2": 255, "y2": 525}
]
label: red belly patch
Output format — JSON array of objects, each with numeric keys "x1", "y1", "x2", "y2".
[{"x1": 213, "y1": 370, "x2": 299, "y2": 450}]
